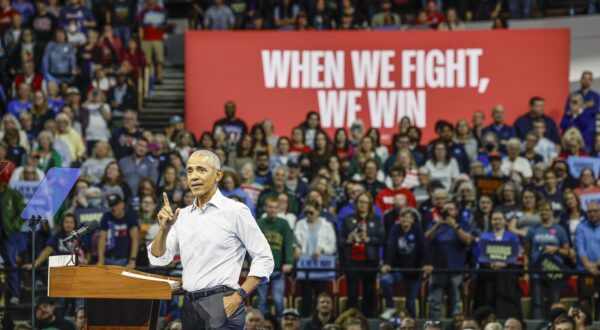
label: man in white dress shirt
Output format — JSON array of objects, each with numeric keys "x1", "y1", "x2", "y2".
[{"x1": 148, "y1": 150, "x2": 274, "y2": 329}]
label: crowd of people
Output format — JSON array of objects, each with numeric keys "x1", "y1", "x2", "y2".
[
  {"x1": 0, "y1": 0, "x2": 600, "y2": 329},
  {"x1": 0, "y1": 68, "x2": 599, "y2": 329}
]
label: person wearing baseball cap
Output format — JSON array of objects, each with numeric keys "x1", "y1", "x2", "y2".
[
  {"x1": 281, "y1": 308, "x2": 301, "y2": 330},
  {"x1": 97, "y1": 193, "x2": 140, "y2": 268},
  {"x1": 35, "y1": 295, "x2": 76, "y2": 329}
]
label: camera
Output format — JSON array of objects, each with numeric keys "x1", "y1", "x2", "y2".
[{"x1": 440, "y1": 209, "x2": 450, "y2": 219}]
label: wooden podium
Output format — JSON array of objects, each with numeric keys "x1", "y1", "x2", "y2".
[{"x1": 48, "y1": 266, "x2": 181, "y2": 330}]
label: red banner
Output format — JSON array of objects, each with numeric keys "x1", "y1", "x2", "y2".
[{"x1": 185, "y1": 30, "x2": 569, "y2": 144}]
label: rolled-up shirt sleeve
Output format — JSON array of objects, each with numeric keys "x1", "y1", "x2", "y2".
[
  {"x1": 147, "y1": 225, "x2": 180, "y2": 266},
  {"x1": 235, "y1": 206, "x2": 274, "y2": 283}
]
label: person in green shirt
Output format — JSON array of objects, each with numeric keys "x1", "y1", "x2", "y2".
[{"x1": 256, "y1": 197, "x2": 294, "y2": 318}]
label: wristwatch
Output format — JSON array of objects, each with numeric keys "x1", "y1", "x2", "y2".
[{"x1": 236, "y1": 288, "x2": 248, "y2": 299}]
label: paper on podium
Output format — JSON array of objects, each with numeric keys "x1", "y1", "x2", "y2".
[
  {"x1": 49, "y1": 255, "x2": 74, "y2": 267},
  {"x1": 121, "y1": 271, "x2": 181, "y2": 290}
]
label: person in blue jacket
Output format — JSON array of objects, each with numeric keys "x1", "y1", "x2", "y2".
[
  {"x1": 564, "y1": 71, "x2": 599, "y2": 115},
  {"x1": 561, "y1": 93, "x2": 597, "y2": 152},
  {"x1": 514, "y1": 96, "x2": 560, "y2": 144}
]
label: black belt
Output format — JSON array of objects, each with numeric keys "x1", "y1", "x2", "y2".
[{"x1": 185, "y1": 285, "x2": 232, "y2": 301}]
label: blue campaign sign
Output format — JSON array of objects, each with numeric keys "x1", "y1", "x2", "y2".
[
  {"x1": 478, "y1": 240, "x2": 519, "y2": 265},
  {"x1": 21, "y1": 168, "x2": 81, "y2": 223},
  {"x1": 567, "y1": 156, "x2": 600, "y2": 179},
  {"x1": 580, "y1": 193, "x2": 600, "y2": 211},
  {"x1": 296, "y1": 255, "x2": 336, "y2": 281}
]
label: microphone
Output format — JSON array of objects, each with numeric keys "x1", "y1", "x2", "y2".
[{"x1": 64, "y1": 220, "x2": 99, "y2": 243}]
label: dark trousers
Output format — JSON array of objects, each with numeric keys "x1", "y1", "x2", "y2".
[
  {"x1": 531, "y1": 278, "x2": 562, "y2": 319},
  {"x1": 345, "y1": 260, "x2": 378, "y2": 317},
  {"x1": 182, "y1": 290, "x2": 245, "y2": 330},
  {"x1": 299, "y1": 280, "x2": 328, "y2": 317}
]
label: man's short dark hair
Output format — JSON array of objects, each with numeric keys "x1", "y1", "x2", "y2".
[
  {"x1": 435, "y1": 120, "x2": 453, "y2": 132},
  {"x1": 529, "y1": 96, "x2": 544, "y2": 106},
  {"x1": 255, "y1": 151, "x2": 269, "y2": 159},
  {"x1": 389, "y1": 166, "x2": 406, "y2": 177}
]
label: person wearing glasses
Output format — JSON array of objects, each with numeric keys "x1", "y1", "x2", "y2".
[
  {"x1": 425, "y1": 200, "x2": 473, "y2": 320},
  {"x1": 294, "y1": 200, "x2": 337, "y2": 317},
  {"x1": 339, "y1": 191, "x2": 384, "y2": 318},
  {"x1": 524, "y1": 200, "x2": 570, "y2": 319}
]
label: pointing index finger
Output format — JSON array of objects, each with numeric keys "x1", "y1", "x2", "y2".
[{"x1": 163, "y1": 192, "x2": 173, "y2": 215}]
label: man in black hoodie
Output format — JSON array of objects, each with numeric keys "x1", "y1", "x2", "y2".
[{"x1": 379, "y1": 209, "x2": 432, "y2": 319}]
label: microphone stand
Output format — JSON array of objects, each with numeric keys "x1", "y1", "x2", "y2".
[{"x1": 28, "y1": 215, "x2": 43, "y2": 329}]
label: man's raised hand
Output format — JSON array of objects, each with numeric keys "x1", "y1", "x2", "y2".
[{"x1": 158, "y1": 192, "x2": 180, "y2": 229}]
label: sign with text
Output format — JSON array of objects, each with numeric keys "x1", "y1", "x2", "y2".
[
  {"x1": 478, "y1": 240, "x2": 519, "y2": 265},
  {"x1": 567, "y1": 156, "x2": 600, "y2": 179},
  {"x1": 474, "y1": 176, "x2": 507, "y2": 197},
  {"x1": 186, "y1": 30, "x2": 569, "y2": 143},
  {"x1": 580, "y1": 193, "x2": 600, "y2": 211},
  {"x1": 9, "y1": 180, "x2": 40, "y2": 204},
  {"x1": 296, "y1": 254, "x2": 336, "y2": 281}
]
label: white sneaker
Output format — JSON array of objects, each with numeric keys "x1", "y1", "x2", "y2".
[
  {"x1": 379, "y1": 307, "x2": 396, "y2": 320},
  {"x1": 9, "y1": 297, "x2": 19, "y2": 305}
]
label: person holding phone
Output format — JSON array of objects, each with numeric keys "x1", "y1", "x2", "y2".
[
  {"x1": 425, "y1": 200, "x2": 473, "y2": 320},
  {"x1": 339, "y1": 191, "x2": 384, "y2": 318}
]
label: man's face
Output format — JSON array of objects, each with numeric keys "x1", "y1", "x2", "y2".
[
  {"x1": 36, "y1": 303, "x2": 55, "y2": 322},
  {"x1": 397, "y1": 136, "x2": 410, "y2": 150},
  {"x1": 530, "y1": 100, "x2": 544, "y2": 117},
  {"x1": 554, "y1": 322, "x2": 574, "y2": 330},
  {"x1": 492, "y1": 105, "x2": 504, "y2": 123},
  {"x1": 490, "y1": 212, "x2": 506, "y2": 231},
  {"x1": 110, "y1": 201, "x2": 125, "y2": 218},
  {"x1": 533, "y1": 122, "x2": 545, "y2": 138},
  {"x1": 439, "y1": 126, "x2": 454, "y2": 141},
  {"x1": 225, "y1": 102, "x2": 236, "y2": 118},
  {"x1": 364, "y1": 162, "x2": 377, "y2": 180},
  {"x1": 265, "y1": 200, "x2": 279, "y2": 219},
  {"x1": 587, "y1": 202, "x2": 600, "y2": 224},
  {"x1": 273, "y1": 168, "x2": 287, "y2": 187},
  {"x1": 443, "y1": 203, "x2": 458, "y2": 218},
  {"x1": 390, "y1": 171, "x2": 405, "y2": 188},
  {"x1": 186, "y1": 155, "x2": 223, "y2": 199},
  {"x1": 399, "y1": 213, "x2": 413, "y2": 230},
  {"x1": 123, "y1": 113, "x2": 137, "y2": 129},
  {"x1": 317, "y1": 296, "x2": 333, "y2": 314},
  {"x1": 433, "y1": 192, "x2": 447, "y2": 207},
  {"x1": 507, "y1": 143, "x2": 520, "y2": 158},
  {"x1": 400, "y1": 318, "x2": 416, "y2": 330},
  {"x1": 570, "y1": 95, "x2": 583, "y2": 111},
  {"x1": 245, "y1": 312, "x2": 263, "y2": 330},
  {"x1": 581, "y1": 73, "x2": 593, "y2": 89},
  {"x1": 308, "y1": 114, "x2": 319, "y2": 128},
  {"x1": 544, "y1": 172, "x2": 557, "y2": 189},
  {"x1": 134, "y1": 140, "x2": 148, "y2": 157},
  {"x1": 281, "y1": 315, "x2": 300, "y2": 330},
  {"x1": 256, "y1": 155, "x2": 270, "y2": 171},
  {"x1": 461, "y1": 320, "x2": 480, "y2": 330},
  {"x1": 75, "y1": 309, "x2": 85, "y2": 328},
  {"x1": 503, "y1": 318, "x2": 522, "y2": 330}
]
